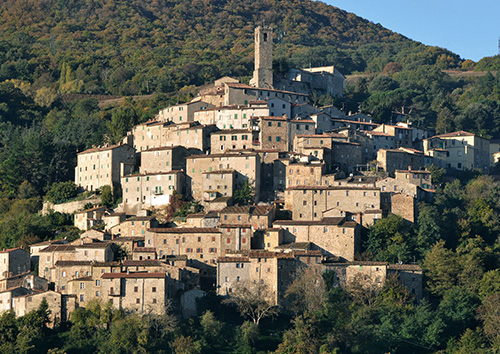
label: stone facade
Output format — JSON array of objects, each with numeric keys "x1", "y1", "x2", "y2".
[
  {"x1": 140, "y1": 146, "x2": 199, "y2": 174},
  {"x1": 251, "y1": 116, "x2": 289, "y2": 151},
  {"x1": 110, "y1": 216, "x2": 159, "y2": 237},
  {"x1": 377, "y1": 148, "x2": 426, "y2": 175},
  {"x1": 186, "y1": 152, "x2": 261, "y2": 201},
  {"x1": 0, "y1": 248, "x2": 30, "y2": 279},
  {"x1": 163, "y1": 122, "x2": 218, "y2": 152},
  {"x1": 193, "y1": 102, "x2": 269, "y2": 129},
  {"x1": 121, "y1": 171, "x2": 186, "y2": 210},
  {"x1": 75, "y1": 144, "x2": 136, "y2": 192},
  {"x1": 210, "y1": 129, "x2": 252, "y2": 152},
  {"x1": 202, "y1": 170, "x2": 235, "y2": 201},
  {"x1": 157, "y1": 100, "x2": 214, "y2": 123},
  {"x1": 146, "y1": 228, "x2": 222, "y2": 264},
  {"x1": 219, "y1": 205, "x2": 275, "y2": 230},
  {"x1": 286, "y1": 162, "x2": 326, "y2": 188},
  {"x1": 250, "y1": 26, "x2": 273, "y2": 89},
  {"x1": 273, "y1": 218, "x2": 361, "y2": 261},
  {"x1": 423, "y1": 131, "x2": 490, "y2": 172},
  {"x1": 13, "y1": 290, "x2": 63, "y2": 326},
  {"x1": 284, "y1": 186, "x2": 381, "y2": 222},
  {"x1": 74, "y1": 206, "x2": 107, "y2": 231}
]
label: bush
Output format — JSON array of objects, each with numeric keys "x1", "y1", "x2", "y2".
[{"x1": 45, "y1": 182, "x2": 78, "y2": 204}]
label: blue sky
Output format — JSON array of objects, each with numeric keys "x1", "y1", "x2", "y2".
[{"x1": 324, "y1": 0, "x2": 499, "y2": 62}]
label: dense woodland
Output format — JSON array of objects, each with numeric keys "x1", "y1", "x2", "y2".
[{"x1": 1, "y1": 0, "x2": 500, "y2": 352}]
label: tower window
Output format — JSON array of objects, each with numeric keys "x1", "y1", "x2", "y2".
[{"x1": 263, "y1": 33, "x2": 268, "y2": 41}]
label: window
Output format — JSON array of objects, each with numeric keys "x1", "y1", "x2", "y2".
[
  {"x1": 136, "y1": 298, "x2": 140, "y2": 304},
  {"x1": 268, "y1": 122, "x2": 272, "y2": 127},
  {"x1": 96, "y1": 291, "x2": 100, "y2": 297},
  {"x1": 96, "y1": 280, "x2": 100, "y2": 286},
  {"x1": 80, "y1": 295, "x2": 85, "y2": 302},
  {"x1": 152, "y1": 287, "x2": 157, "y2": 293},
  {"x1": 134, "y1": 286, "x2": 138, "y2": 293}
]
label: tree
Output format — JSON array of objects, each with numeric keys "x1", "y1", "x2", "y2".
[
  {"x1": 45, "y1": 181, "x2": 78, "y2": 204},
  {"x1": 422, "y1": 240, "x2": 460, "y2": 297},
  {"x1": 223, "y1": 281, "x2": 278, "y2": 325},
  {"x1": 233, "y1": 179, "x2": 254, "y2": 205},
  {"x1": 99, "y1": 185, "x2": 114, "y2": 207},
  {"x1": 285, "y1": 265, "x2": 326, "y2": 314}
]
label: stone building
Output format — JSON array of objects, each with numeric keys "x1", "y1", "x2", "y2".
[
  {"x1": 219, "y1": 205, "x2": 275, "y2": 230},
  {"x1": 145, "y1": 227, "x2": 222, "y2": 264},
  {"x1": 331, "y1": 141, "x2": 364, "y2": 173},
  {"x1": 121, "y1": 171, "x2": 186, "y2": 211},
  {"x1": 250, "y1": 26, "x2": 273, "y2": 88},
  {"x1": 423, "y1": 131, "x2": 491, "y2": 172},
  {"x1": 157, "y1": 100, "x2": 214, "y2": 123},
  {"x1": 186, "y1": 152, "x2": 261, "y2": 201},
  {"x1": 202, "y1": 170, "x2": 235, "y2": 202},
  {"x1": 96, "y1": 272, "x2": 169, "y2": 315},
  {"x1": 286, "y1": 161, "x2": 326, "y2": 188},
  {"x1": 217, "y1": 250, "x2": 323, "y2": 306},
  {"x1": 272, "y1": 218, "x2": 361, "y2": 261},
  {"x1": 0, "y1": 248, "x2": 30, "y2": 279},
  {"x1": 224, "y1": 83, "x2": 309, "y2": 107},
  {"x1": 52, "y1": 260, "x2": 120, "y2": 293},
  {"x1": 210, "y1": 129, "x2": 252, "y2": 152},
  {"x1": 74, "y1": 206, "x2": 107, "y2": 231},
  {"x1": 394, "y1": 169, "x2": 433, "y2": 190},
  {"x1": 129, "y1": 120, "x2": 171, "y2": 152},
  {"x1": 39, "y1": 243, "x2": 116, "y2": 283},
  {"x1": 162, "y1": 122, "x2": 218, "y2": 152},
  {"x1": 219, "y1": 225, "x2": 253, "y2": 253},
  {"x1": 250, "y1": 116, "x2": 289, "y2": 151},
  {"x1": 377, "y1": 148, "x2": 426, "y2": 175},
  {"x1": 0, "y1": 272, "x2": 47, "y2": 292},
  {"x1": 284, "y1": 186, "x2": 381, "y2": 224},
  {"x1": 139, "y1": 146, "x2": 199, "y2": 174},
  {"x1": 13, "y1": 290, "x2": 64, "y2": 326},
  {"x1": 109, "y1": 216, "x2": 159, "y2": 237},
  {"x1": 75, "y1": 144, "x2": 136, "y2": 192},
  {"x1": 372, "y1": 124, "x2": 413, "y2": 148},
  {"x1": 193, "y1": 102, "x2": 269, "y2": 129}
]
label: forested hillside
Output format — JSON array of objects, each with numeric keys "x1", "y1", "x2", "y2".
[
  {"x1": 2, "y1": 2, "x2": 500, "y2": 352},
  {"x1": 0, "y1": 0, "x2": 461, "y2": 95}
]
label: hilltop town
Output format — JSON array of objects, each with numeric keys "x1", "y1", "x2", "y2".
[{"x1": 1, "y1": 26, "x2": 497, "y2": 324}]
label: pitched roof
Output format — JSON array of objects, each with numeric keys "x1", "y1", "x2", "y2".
[
  {"x1": 220, "y1": 205, "x2": 272, "y2": 216},
  {"x1": 133, "y1": 247, "x2": 156, "y2": 253},
  {"x1": 148, "y1": 227, "x2": 220, "y2": 234},
  {"x1": 433, "y1": 130, "x2": 475, "y2": 138},
  {"x1": 101, "y1": 272, "x2": 166, "y2": 279}
]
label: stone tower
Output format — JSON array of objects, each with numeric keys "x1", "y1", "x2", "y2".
[{"x1": 250, "y1": 26, "x2": 273, "y2": 88}]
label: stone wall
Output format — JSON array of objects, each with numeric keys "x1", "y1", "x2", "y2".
[{"x1": 42, "y1": 197, "x2": 101, "y2": 216}]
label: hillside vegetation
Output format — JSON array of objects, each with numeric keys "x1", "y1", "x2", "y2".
[{"x1": 0, "y1": 0, "x2": 461, "y2": 96}]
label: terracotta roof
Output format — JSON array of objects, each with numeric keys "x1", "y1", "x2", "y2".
[
  {"x1": 40, "y1": 245, "x2": 76, "y2": 253},
  {"x1": 331, "y1": 118, "x2": 378, "y2": 126},
  {"x1": 78, "y1": 143, "x2": 133, "y2": 155},
  {"x1": 123, "y1": 260, "x2": 165, "y2": 266},
  {"x1": 101, "y1": 272, "x2": 166, "y2": 279},
  {"x1": 217, "y1": 256, "x2": 250, "y2": 263},
  {"x1": 133, "y1": 247, "x2": 156, "y2": 253},
  {"x1": 203, "y1": 169, "x2": 235, "y2": 175},
  {"x1": 126, "y1": 216, "x2": 156, "y2": 222},
  {"x1": 395, "y1": 169, "x2": 430, "y2": 174},
  {"x1": 273, "y1": 217, "x2": 357, "y2": 227},
  {"x1": 433, "y1": 130, "x2": 475, "y2": 138},
  {"x1": 290, "y1": 119, "x2": 315, "y2": 123},
  {"x1": 212, "y1": 129, "x2": 251, "y2": 134},
  {"x1": 124, "y1": 170, "x2": 183, "y2": 177},
  {"x1": 148, "y1": 227, "x2": 220, "y2": 233},
  {"x1": 388, "y1": 264, "x2": 422, "y2": 271},
  {"x1": 274, "y1": 242, "x2": 311, "y2": 250},
  {"x1": 29, "y1": 239, "x2": 67, "y2": 248},
  {"x1": 220, "y1": 205, "x2": 272, "y2": 216},
  {"x1": 285, "y1": 185, "x2": 379, "y2": 191},
  {"x1": 225, "y1": 83, "x2": 309, "y2": 96},
  {"x1": 369, "y1": 131, "x2": 394, "y2": 137},
  {"x1": 142, "y1": 146, "x2": 181, "y2": 152},
  {"x1": 0, "y1": 247, "x2": 26, "y2": 253},
  {"x1": 68, "y1": 276, "x2": 93, "y2": 282},
  {"x1": 219, "y1": 224, "x2": 252, "y2": 229},
  {"x1": 75, "y1": 206, "x2": 106, "y2": 214},
  {"x1": 77, "y1": 243, "x2": 112, "y2": 249},
  {"x1": 112, "y1": 236, "x2": 145, "y2": 242},
  {"x1": 186, "y1": 151, "x2": 258, "y2": 159},
  {"x1": 55, "y1": 260, "x2": 119, "y2": 267}
]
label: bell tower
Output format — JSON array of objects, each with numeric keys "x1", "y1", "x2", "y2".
[{"x1": 250, "y1": 26, "x2": 273, "y2": 88}]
